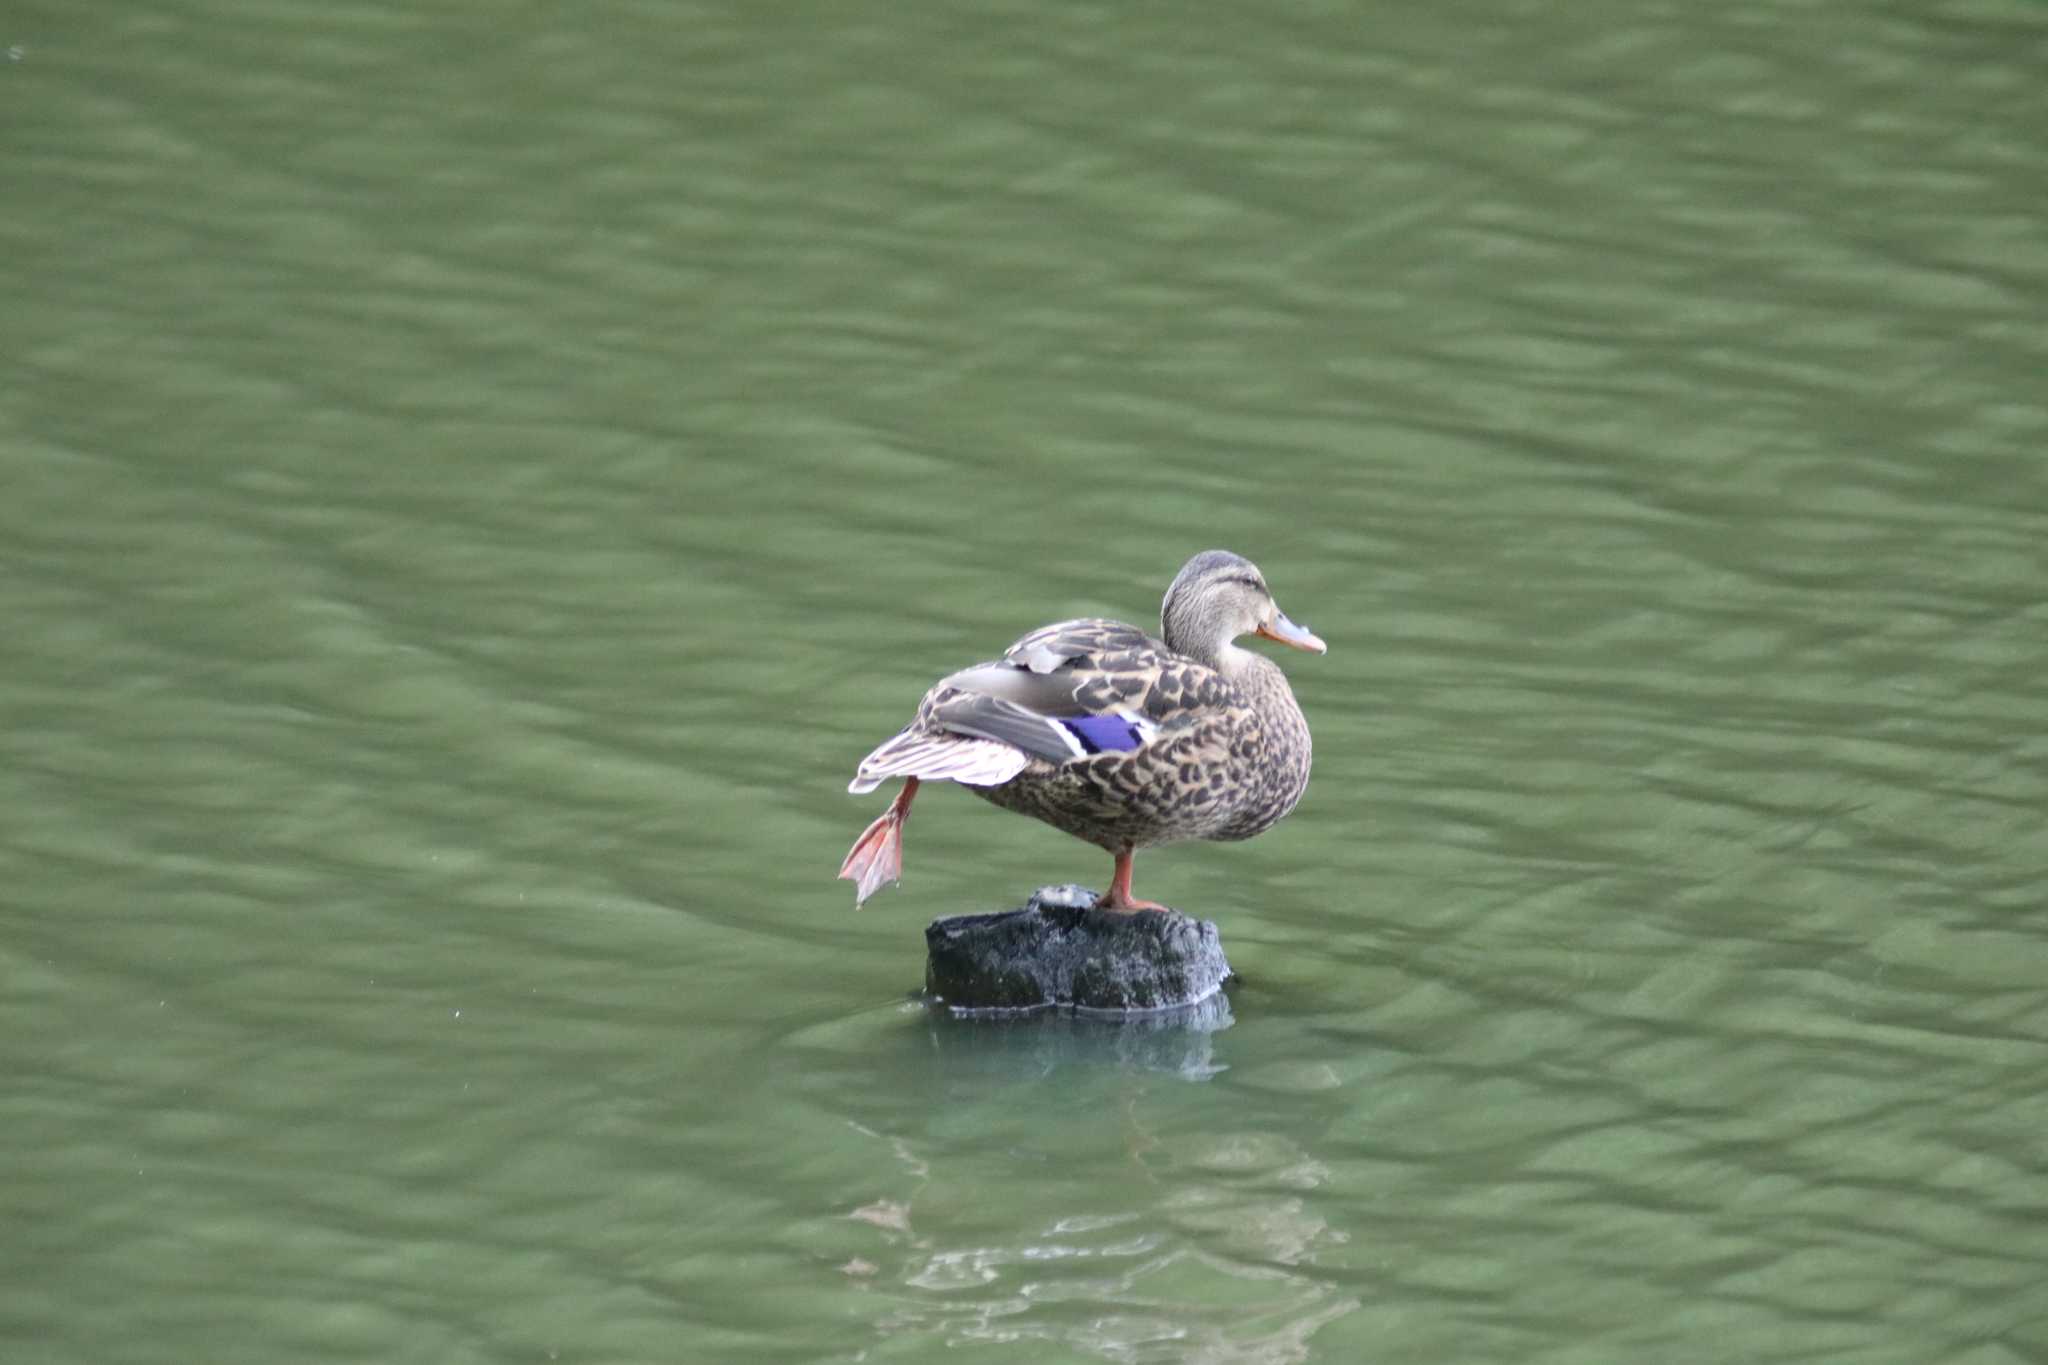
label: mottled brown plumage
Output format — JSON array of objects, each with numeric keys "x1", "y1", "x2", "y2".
[{"x1": 839, "y1": 551, "x2": 1324, "y2": 912}]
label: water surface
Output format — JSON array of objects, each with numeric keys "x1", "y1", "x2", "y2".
[{"x1": 5, "y1": 0, "x2": 2047, "y2": 1361}]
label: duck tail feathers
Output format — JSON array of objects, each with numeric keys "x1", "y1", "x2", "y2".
[{"x1": 848, "y1": 730, "x2": 1029, "y2": 793}]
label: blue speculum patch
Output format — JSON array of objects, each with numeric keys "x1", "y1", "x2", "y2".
[{"x1": 1060, "y1": 714, "x2": 1145, "y2": 754}]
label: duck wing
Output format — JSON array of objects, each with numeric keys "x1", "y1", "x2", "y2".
[{"x1": 925, "y1": 617, "x2": 1234, "y2": 764}]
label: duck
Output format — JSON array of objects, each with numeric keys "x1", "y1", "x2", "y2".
[{"x1": 839, "y1": 550, "x2": 1324, "y2": 912}]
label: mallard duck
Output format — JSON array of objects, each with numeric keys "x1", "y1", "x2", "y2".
[{"x1": 839, "y1": 550, "x2": 1324, "y2": 912}]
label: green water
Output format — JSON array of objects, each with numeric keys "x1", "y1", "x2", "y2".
[{"x1": 6, "y1": 1, "x2": 2047, "y2": 1361}]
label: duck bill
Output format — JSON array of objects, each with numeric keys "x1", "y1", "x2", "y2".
[{"x1": 1256, "y1": 611, "x2": 1327, "y2": 654}]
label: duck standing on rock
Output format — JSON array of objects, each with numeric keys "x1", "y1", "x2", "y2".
[{"x1": 839, "y1": 550, "x2": 1324, "y2": 912}]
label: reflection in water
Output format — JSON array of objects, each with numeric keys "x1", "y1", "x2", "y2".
[
  {"x1": 844, "y1": 1120, "x2": 1358, "y2": 1363},
  {"x1": 920, "y1": 990, "x2": 1236, "y2": 1082}
]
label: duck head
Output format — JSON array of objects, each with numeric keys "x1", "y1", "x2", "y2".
[{"x1": 1160, "y1": 550, "x2": 1326, "y2": 670}]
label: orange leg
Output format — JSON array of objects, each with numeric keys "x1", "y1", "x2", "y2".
[
  {"x1": 1094, "y1": 846, "x2": 1170, "y2": 913},
  {"x1": 839, "y1": 777, "x2": 919, "y2": 908}
]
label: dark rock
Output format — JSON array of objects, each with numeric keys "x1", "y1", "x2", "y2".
[{"x1": 923, "y1": 884, "x2": 1235, "y2": 1015}]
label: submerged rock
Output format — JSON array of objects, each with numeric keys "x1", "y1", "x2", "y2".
[
  {"x1": 922, "y1": 991, "x2": 1234, "y2": 1080},
  {"x1": 923, "y1": 884, "x2": 1234, "y2": 1014}
]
